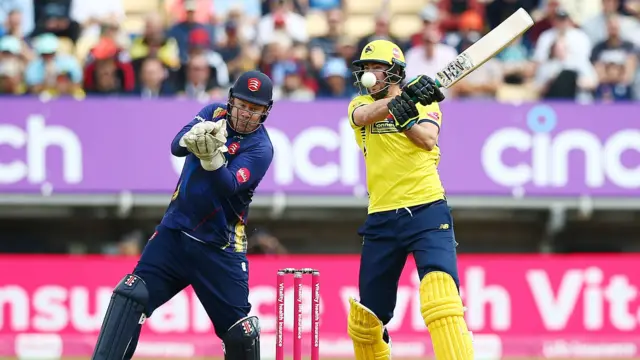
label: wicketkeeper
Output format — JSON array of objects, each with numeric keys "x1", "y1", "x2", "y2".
[{"x1": 90, "y1": 70, "x2": 275, "y2": 360}]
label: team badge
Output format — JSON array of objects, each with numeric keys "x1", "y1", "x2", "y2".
[
  {"x1": 228, "y1": 142, "x2": 240, "y2": 155},
  {"x1": 247, "y1": 78, "x2": 261, "y2": 92},
  {"x1": 236, "y1": 168, "x2": 251, "y2": 183}
]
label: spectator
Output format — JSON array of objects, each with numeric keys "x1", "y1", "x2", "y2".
[
  {"x1": 176, "y1": 54, "x2": 218, "y2": 100},
  {"x1": 165, "y1": 0, "x2": 215, "y2": 25},
  {"x1": 213, "y1": 0, "x2": 261, "y2": 24},
  {"x1": 261, "y1": 0, "x2": 308, "y2": 16},
  {"x1": 70, "y1": 0, "x2": 125, "y2": 40},
  {"x1": 409, "y1": 4, "x2": 440, "y2": 49},
  {"x1": 273, "y1": 60, "x2": 315, "y2": 100},
  {"x1": 216, "y1": 6, "x2": 257, "y2": 44},
  {"x1": 450, "y1": 10, "x2": 484, "y2": 53},
  {"x1": 129, "y1": 14, "x2": 180, "y2": 77},
  {"x1": 497, "y1": 35, "x2": 536, "y2": 85},
  {"x1": 30, "y1": 2, "x2": 81, "y2": 43},
  {"x1": 404, "y1": 23, "x2": 457, "y2": 86},
  {"x1": 535, "y1": 36, "x2": 598, "y2": 101},
  {"x1": 486, "y1": 0, "x2": 540, "y2": 37},
  {"x1": 527, "y1": 0, "x2": 561, "y2": 45},
  {"x1": 0, "y1": 35, "x2": 29, "y2": 64},
  {"x1": 167, "y1": 0, "x2": 216, "y2": 64},
  {"x1": 133, "y1": 57, "x2": 176, "y2": 98},
  {"x1": 216, "y1": 19, "x2": 245, "y2": 82},
  {"x1": 0, "y1": 1, "x2": 34, "y2": 37},
  {"x1": 24, "y1": 33, "x2": 83, "y2": 96},
  {"x1": 175, "y1": 28, "x2": 229, "y2": 93},
  {"x1": 43, "y1": 70, "x2": 86, "y2": 99},
  {"x1": 0, "y1": 57, "x2": 25, "y2": 94},
  {"x1": 317, "y1": 57, "x2": 353, "y2": 98},
  {"x1": 451, "y1": 37, "x2": 503, "y2": 99},
  {"x1": 75, "y1": 15, "x2": 131, "y2": 64},
  {"x1": 308, "y1": 8, "x2": 344, "y2": 58},
  {"x1": 262, "y1": 33, "x2": 310, "y2": 90},
  {"x1": 592, "y1": 14, "x2": 637, "y2": 101},
  {"x1": 335, "y1": 35, "x2": 357, "y2": 64},
  {"x1": 2, "y1": 11, "x2": 35, "y2": 61},
  {"x1": 533, "y1": 8, "x2": 592, "y2": 67},
  {"x1": 256, "y1": 0, "x2": 308, "y2": 47},
  {"x1": 83, "y1": 37, "x2": 135, "y2": 95},
  {"x1": 583, "y1": 0, "x2": 640, "y2": 48},
  {"x1": 3, "y1": 8, "x2": 27, "y2": 42},
  {"x1": 356, "y1": 12, "x2": 403, "y2": 54},
  {"x1": 436, "y1": 0, "x2": 485, "y2": 33}
]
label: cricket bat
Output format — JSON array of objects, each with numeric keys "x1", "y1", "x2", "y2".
[{"x1": 433, "y1": 8, "x2": 534, "y2": 89}]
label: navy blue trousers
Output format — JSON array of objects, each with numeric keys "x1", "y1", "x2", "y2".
[
  {"x1": 357, "y1": 200, "x2": 460, "y2": 325},
  {"x1": 132, "y1": 224, "x2": 250, "y2": 337}
]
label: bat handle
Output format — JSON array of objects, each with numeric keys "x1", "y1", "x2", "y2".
[{"x1": 434, "y1": 78, "x2": 443, "y2": 88}]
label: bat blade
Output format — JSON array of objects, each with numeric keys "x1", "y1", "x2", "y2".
[{"x1": 434, "y1": 8, "x2": 534, "y2": 89}]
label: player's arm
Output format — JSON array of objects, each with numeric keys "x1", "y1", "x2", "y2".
[
  {"x1": 404, "y1": 122, "x2": 439, "y2": 151},
  {"x1": 207, "y1": 145, "x2": 273, "y2": 196},
  {"x1": 388, "y1": 94, "x2": 442, "y2": 151},
  {"x1": 351, "y1": 98, "x2": 394, "y2": 127},
  {"x1": 170, "y1": 104, "x2": 214, "y2": 156},
  {"x1": 405, "y1": 103, "x2": 442, "y2": 151}
]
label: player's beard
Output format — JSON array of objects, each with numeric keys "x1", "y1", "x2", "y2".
[{"x1": 370, "y1": 85, "x2": 390, "y2": 100}]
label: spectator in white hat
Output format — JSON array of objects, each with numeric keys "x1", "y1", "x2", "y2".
[
  {"x1": 24, "y1": 33, "x2": 82, "y2": 95},
  {"x1": 0, "y1": 57, "x2": 25, "y2": 94}
]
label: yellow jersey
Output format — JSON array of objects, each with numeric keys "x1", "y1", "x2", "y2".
[{"x1": 348, "y1": 95, "x2": 445, "y2": 214}]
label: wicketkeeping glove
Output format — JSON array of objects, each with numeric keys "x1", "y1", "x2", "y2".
[
  {"x1": 402, "y1": 75, "x2": 445, "y2": 106},
  {"x1": 182, "y1": 120, "x2": 229, "y2": 171},
  {"x1": 387, "y1": 93, "x2": 419, "y2": 131}
]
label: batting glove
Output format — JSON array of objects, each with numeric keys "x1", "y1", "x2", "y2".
[
  {"x1": 388, "y1": 93, "x2": 420, "y2": 131},
  {"x1": 402, "y1": 75, "x2": 445, "y2": 106}
]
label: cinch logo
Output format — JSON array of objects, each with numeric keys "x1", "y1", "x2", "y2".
[
  {"x1": 0, "y1": 115, "x2": 83, "y2": 185},
  {"x1": 481, "y1": 105, "x2": 640, "y2": 189}
]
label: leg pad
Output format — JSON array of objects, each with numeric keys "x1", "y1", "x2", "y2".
[
  {"x1": 91, "y1": 274, "x2": 149, "y2": 360},
  {"x1": 420, "y1": 271, "x2": 474, "y2": 360},
  {"x1": 347, "y1": 298, "x2": 391, "y2": 360},
  {"x1": 221, "y1": 316, "x2": 260, "y2": 360}
]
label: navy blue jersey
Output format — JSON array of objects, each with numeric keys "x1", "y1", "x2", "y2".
[{"x1": 161, "y1": 103, "x2": 274, "y2": 252}]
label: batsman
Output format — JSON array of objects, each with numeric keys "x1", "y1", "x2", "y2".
[
  {"x1": 90, "y1": 71, "x2": 275, "y2": 360},
  {"x1": 346, "y1": 39, "x2": 475, "y2": 360}
]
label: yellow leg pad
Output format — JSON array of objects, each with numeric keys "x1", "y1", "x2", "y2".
[
  {"x1": 420, "y1": 271, "x2": 474, "y2": 360},
  {"x1": 347, "y1": 298, "x2": 391, "y2": 360}
]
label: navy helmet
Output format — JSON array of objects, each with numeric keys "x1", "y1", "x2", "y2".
[{"x1": 227, "y1": 70, "x2": 274, "y2": 133}]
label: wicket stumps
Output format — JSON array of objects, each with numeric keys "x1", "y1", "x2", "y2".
[{"x1": 276, "y1": 268, "x2": 320, "y2": 360}]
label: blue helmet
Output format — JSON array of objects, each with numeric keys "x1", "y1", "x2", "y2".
[{"x1": 227, "y1": 70, "x2": 274, "y2": 133}]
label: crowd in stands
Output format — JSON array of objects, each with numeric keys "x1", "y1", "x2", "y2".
[{"x1": 0, "y1": 0, "x2": 639, "y2": 102}]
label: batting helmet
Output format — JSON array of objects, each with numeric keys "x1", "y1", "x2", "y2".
[
  {"x1": 352, "y1": 40, "x2": 406, "y2": 99},
  {"x1": 227, "y1": 70, "x2": 274, "y2": 133},
  {"x1": 229, "y1": 70, "x2": 274, "y2": 108}
]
